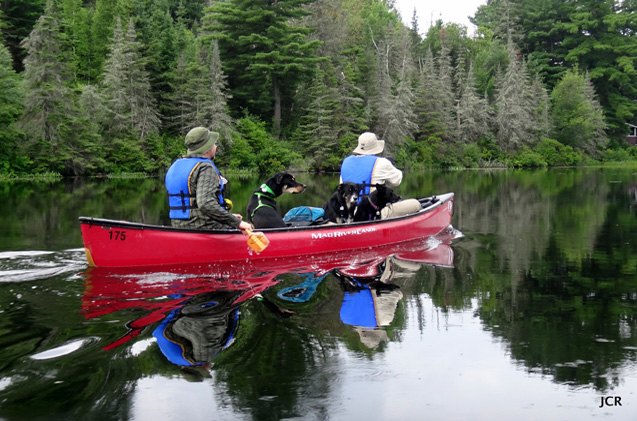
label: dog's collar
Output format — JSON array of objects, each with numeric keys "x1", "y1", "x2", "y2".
[{"x1": 259, "y1": 183, "x2": 276, "y2": 196}]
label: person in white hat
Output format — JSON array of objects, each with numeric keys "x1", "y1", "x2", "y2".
[
  {"x1": 340, "y1": 132, "x2": 402, "y2": 194},
  {"x1": 341, "y1": 132, "x2": 421, "y2": 219}
]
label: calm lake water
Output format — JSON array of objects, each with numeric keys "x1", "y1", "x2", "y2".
[{"x1": 0, "y1": 168, "x2": 636, "y2": 420}]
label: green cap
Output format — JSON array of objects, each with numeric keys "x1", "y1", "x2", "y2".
[{"x1": 185, "y1": 127, "x2": 219, "y2": 155}]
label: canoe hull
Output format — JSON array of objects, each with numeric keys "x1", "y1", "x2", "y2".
[{"x1": 80, "y1": 193, "x2": 454, "y2": 268}]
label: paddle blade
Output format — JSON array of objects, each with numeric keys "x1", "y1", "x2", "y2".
[{"x1": 247, "y1": 231, "x2": 269, "y2": 253}]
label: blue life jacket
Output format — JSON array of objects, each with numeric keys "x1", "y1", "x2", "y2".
[
  {"x1": 341, "y1": 155, "x2": 378, "y2": 196},
  {"x1": 152, "y1": 308, "x2": 239, "y2": 367},
  {"x1": 165, "y1": 157, "x2": 226, "y2": 220},
  {"x1": 340, "y1": 283, "x2": 377, "y2": 328}
]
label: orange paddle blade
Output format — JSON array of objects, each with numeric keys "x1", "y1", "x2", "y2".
[{"x1": 246, "y1": 230, "x2": 269, "y2": 253}]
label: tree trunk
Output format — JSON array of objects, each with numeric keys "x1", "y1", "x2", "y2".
[{"x1": 273, "y1": 78, "x2": 281, "y2": 138}]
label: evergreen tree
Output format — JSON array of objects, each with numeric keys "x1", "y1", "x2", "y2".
[
  {"x1": 562, "y1": 0, "x2": 637, "y2": 135},
  {"x1": 298, "y1": 66, "x2": 340, "y2": 170},
  {"x1": 165, "y1": 38, "x2": 233, "y2": 142},
  {"x1": 435, "y1": 42, "x2": 456, "y2": 140},
  {"x1": 59, "y1": 0, "x2": 92, "y2": 83},
  {"x1": 133, "y1": 1, "x2": 178, "y2": 122},
  {"x1": 476, "y1": 0, "x2": 637, "y2": 137},
  {"x1": 456, "y1": 62, "x2": 491, "y2": 144},
  {"x1": 197, "y1": 40, "x2": 234, "y2": 142},
  {"x1": 19, "y1": 0, "x2": 75, "y2": 172},
  {"x1": 493, "y1": 42, "x2": 535, "y2": 152},
  {"x1": 333, "y1": 62, "x2": 367, "y2": 140},
  {"x1": 0, "y1": 0, "x2": 45, "y2": 71},
  {"x1": 370, "y1": 29, "x2": 417, "y2": 150},
  {"x1": 166, "y1": 49, "x2": 196, "y2": 135},
  {"x1": 101, "y1": 18, "x2": 160, "y2": 141},
  {"x1": 64, "y1": 84, "x2": 107, "y2": 174},
  {"x1": 528, "y1": 74, "x2": 551, "y2": 140},
  {"x1": 90, "y1": 0, "x2": 118, "y2": 81},
  {"x1": 204, "y1": 0, "x2": 322, "y2": 137},
  {"x1": 414, "y1": 47, "x2": 447, "y2": 141},
  {"x1": 551, "y1": 69, "x2": 607, "y2": 155},
  {"x1": 0, "y1": 39, "x2": 24, "y2": 172}
]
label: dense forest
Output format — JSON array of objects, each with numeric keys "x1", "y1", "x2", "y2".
[{"x1": 0, "y1": 0, "x2": 636, "y2": 176}]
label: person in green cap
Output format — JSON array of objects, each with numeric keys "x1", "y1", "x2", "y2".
[{"x1": 165, "y1": 127, "x2": 252, "y2": 231}]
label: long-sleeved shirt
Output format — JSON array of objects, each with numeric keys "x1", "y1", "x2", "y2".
[
  {"x1": 340, "y1": 156, "x2": 403, "y2": 188},
  {"x1": 171, "y1": 160, "x2": 241, "y2": 230}
]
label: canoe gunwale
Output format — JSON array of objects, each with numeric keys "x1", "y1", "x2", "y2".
[{"x1": 79, "y1": 193, "x2": 453, "y2": 234}]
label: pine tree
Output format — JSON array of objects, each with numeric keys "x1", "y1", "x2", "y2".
[
  {"x1": 0, "y1": 39, "x2": 24, "y2": 172},
  {"x1": 204, "y1": 0, "x2": 322, "y2": 137},
  {"x1": 528, "y1": 74, "x2": 551, "y2": 140},
  {"x1": 90, "y1": 0, "x2": 117, "y2": 81},
  {"x1": 493, "y1": 41, "x2": 535, "y2": 152},
  {"x1": 414, "y1": 47, "x2": 446, "y2": 140},
  {"x1": 333, "y1": 62, "x2": 367, "y2": 140},
  {"x1": 196, "y1": 40, "x2": 234, "y2": 142},
  {"x1": 59, "y1": 0, "x2": 92, "y2": 83},
  {"x1": 298, "y1": 66, "x2": 340, "y2": 170},
  {"x1": 133, "y1": 1, "x2": 178, "y2": 122},
  {"x1": 456, "y1": 62, "x2": 491, "y2": 144},
  {"x1": 370, "y1": 29, "x2": 417, "y2": 150},
  {"x1": 0, "y1": 0, "x2": 45, "y2": 71},
  {"x1": 101, "y1": 18, "x2": 160, "y2": 141},
  {"x1": 19, "y1": 0, "x2": 75, "y2": 171},
  {"x1": 436, "y1": 42, "x2": 456, "y2": 140},
  {"x1": 165, "y1": 38, "x2": 233, "y2": 142}
]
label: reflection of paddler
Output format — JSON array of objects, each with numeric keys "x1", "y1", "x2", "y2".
[
  {"x1": 153, "y1": 291, "x2": 241, "y2": 366},
  {"x1": 335, "y1": 261, "x2": 403, "y2": 349}
]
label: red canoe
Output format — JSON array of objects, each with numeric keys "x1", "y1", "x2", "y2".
[{"x1": 79, "y1": 193, "x2": 454, "y2": 268}]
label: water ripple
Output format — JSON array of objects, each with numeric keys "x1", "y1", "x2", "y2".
[
  {"x1": 0, "y1": 248, "x2": 86, "y2": 283},
  {"x1": 30, "y1": 337, "x2": 100, "y2": 360}
]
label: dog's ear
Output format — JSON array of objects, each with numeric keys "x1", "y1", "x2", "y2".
[{"x1": 275, "y1": 173, "x2": 285, "y2": 185}]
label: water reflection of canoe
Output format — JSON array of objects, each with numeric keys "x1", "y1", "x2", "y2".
[
  {"x1": 82, "y1": 236, "x2": 456, "y2": 359},
  {"x1": 79, "y1": 193, "x2": 454, "y2": 268}
]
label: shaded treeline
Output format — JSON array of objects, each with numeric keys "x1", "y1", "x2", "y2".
[{"x1": 0, "y1": 0, "x2": 635, "y2": 176}]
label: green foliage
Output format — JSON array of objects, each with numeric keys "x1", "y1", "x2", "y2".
[
  {"x1": 460, "y1": 143, "x2": 482, "y2": 168},
  {"x1": 0, "y1": 0, "x2": 45, "y2": 71},
  {"x1": 533, "y1": 137, "x2": 583, "y2": 166},
  {"x1": 227, "y1": 115, "x2": 301, "y2": 175},
  {"x1": 602, "y1": 147, "x2": 633, "y2": 163},
  {"x1": 101, "y1": 18, "x2": 160, "y2": 141},
  {"x1": 511, "y1": 148, "x2": 548, "y2": 168},
  {"x1": 3, "y1": 0, "x2": 637, "y2": 176},
  {"x1": 551, "y1": 69, "x2": 607, "y2": 155},
  {"x1": 0, "y1": 40, "x2": 25, "y2": 174},
  {"x1": 204, "y1": 0, "x2": 322, "y2": 135},
  {"x1": 103, "y1": 137, "x2": 150, "y2": 174}
]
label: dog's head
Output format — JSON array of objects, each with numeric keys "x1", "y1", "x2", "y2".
[
  {"x1": 262, "y1": 172, "x2": 305, "y2": 197},
  {"x1": 337, "y1": 182, "x2": 359, "y2": 209},
  {"x1": 370, "y1": 184, "x2": 401, "y2": 208}
]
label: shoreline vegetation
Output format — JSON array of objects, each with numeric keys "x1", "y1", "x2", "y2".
[
  {"x1": 1, "y1": 1, "x2": 636, "y2": 178},
  {"x1": 2, "y1": 161, "x2": 637, "y2": 184}
]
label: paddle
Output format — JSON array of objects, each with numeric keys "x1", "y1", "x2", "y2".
[{"x1": 244, "y1": 228, "x2": 270, "y2": 253}]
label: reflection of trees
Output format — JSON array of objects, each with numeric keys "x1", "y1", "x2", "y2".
[
  {"x1": 211, "y1": 281, "x2": 342, "y2": 421},
  {"x1": 445, "y1": 169, "x2": 636, "y2": 391},
  {"x1": 0, "y1": 174, "x2": 329, "y2": 251}
]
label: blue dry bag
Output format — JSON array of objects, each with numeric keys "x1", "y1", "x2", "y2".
[{"x1": 283, "y1": 206, "x2": 326, "y2": 226}]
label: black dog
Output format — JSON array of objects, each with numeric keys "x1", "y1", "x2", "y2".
[
  {"x1": 323, "y1": 182, "x2": 359, "y2": 224},
  {"x1": 353, "y1": 184, "x2": 401, "y2": 222},
  {"x1": 246, "y1": 172, "x2": 305, "y2": 228}
]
